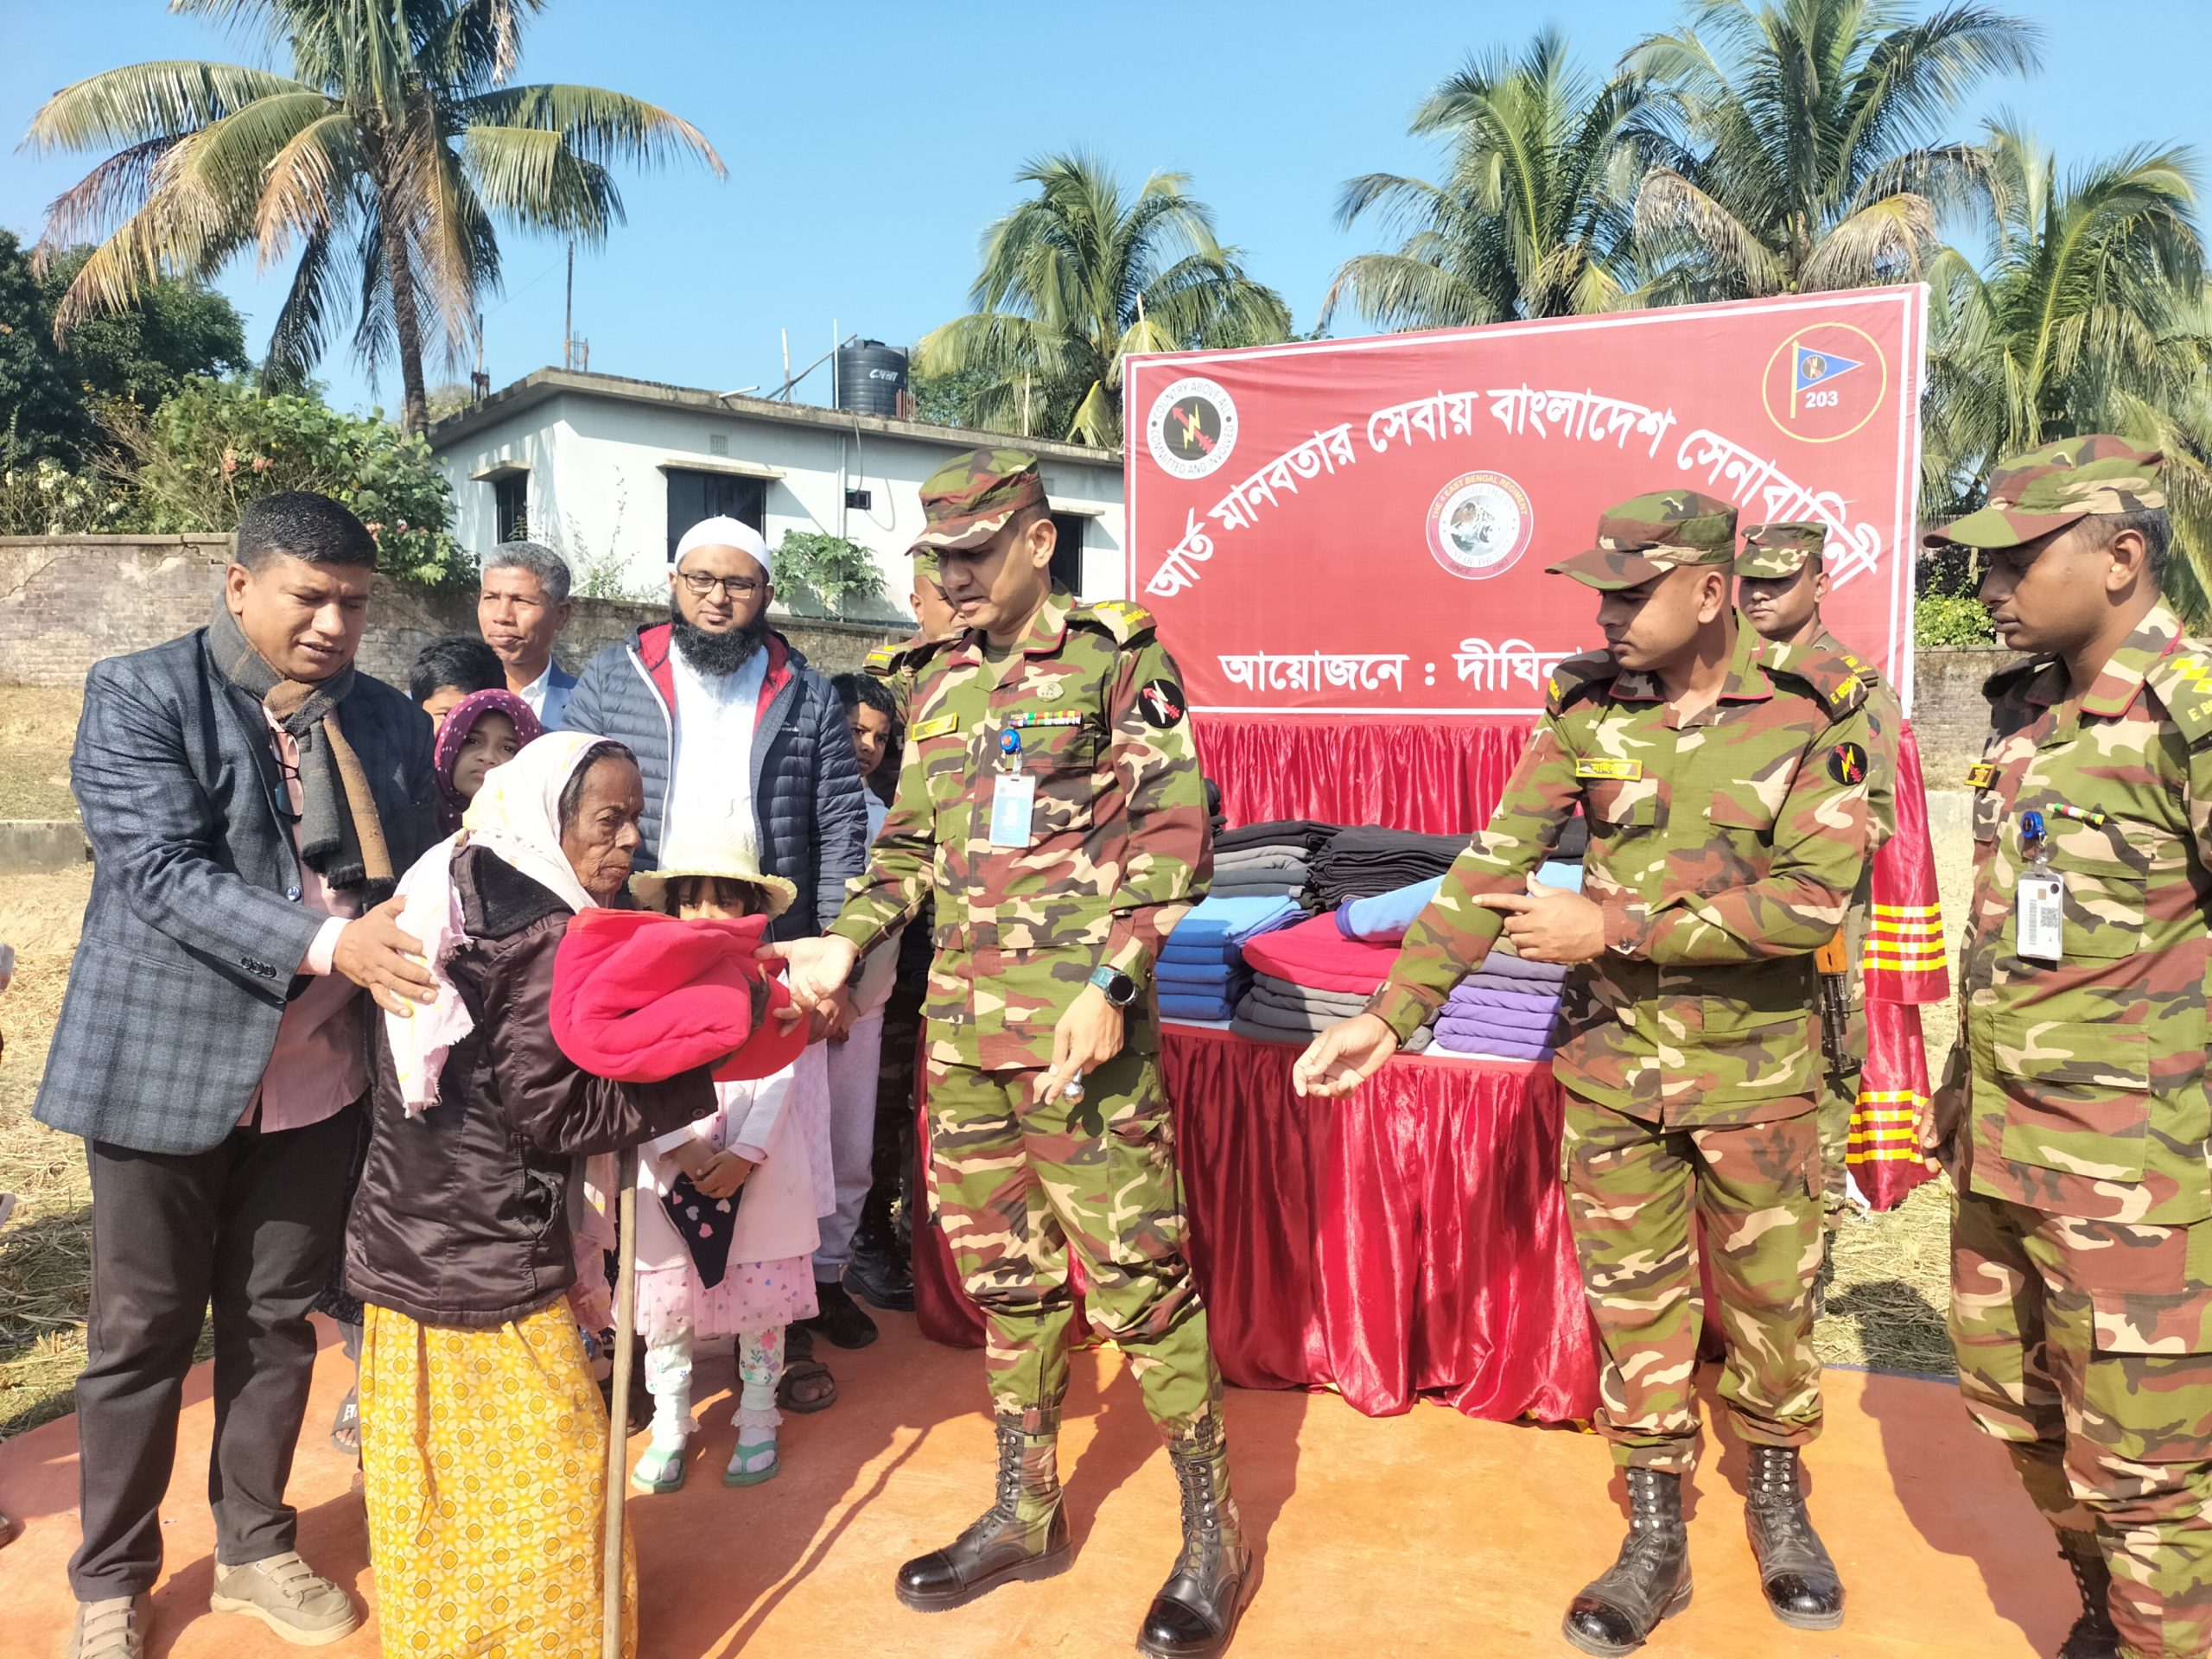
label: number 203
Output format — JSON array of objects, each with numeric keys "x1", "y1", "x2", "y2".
[{"x1": 1804, "y1": 389, "x2": 1840, "y2": 409}]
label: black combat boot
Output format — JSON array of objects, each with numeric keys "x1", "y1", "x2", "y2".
[
  {"x1": 1138, "y1": 1420, "x2": 1253, "y2": 1658},
  {"x1": 1563, "y1": 1467, "x2": 1693, "y2": 1656},
  {"x1": 1745, "y1": 1444, "x2": 1845, "y2": 1629},
  {"x1": 894, "y1": 1416, "x2": 1069, "y2": 1611},
  {"x1": 2056, "y1": 1529, "x2": 2122, "y2": 1659}
]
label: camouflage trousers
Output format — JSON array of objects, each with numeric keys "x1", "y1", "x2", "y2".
[
  {"x1": 1952, "y1": 1188, "x2": 2212, "y2": 1659},
  {"x1": 1563, "y1": 1094, "x2": 1825, "y2": 1472},
  {"x1": 925, "y1": 1047, "x2": 1222, "y2": 1443}
]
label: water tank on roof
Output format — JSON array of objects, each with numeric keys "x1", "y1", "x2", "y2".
[{"x1": 836, "y1": 340, "x2": 908, "y2": 417}]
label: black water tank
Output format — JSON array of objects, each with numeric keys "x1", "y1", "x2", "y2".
[{"x1": 836, "y1": 340, "x2": 908, "y2": 417}]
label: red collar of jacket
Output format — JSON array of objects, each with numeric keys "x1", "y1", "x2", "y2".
[{"x1": 634, "y1": 623, "x2": 791, "y2": 727}]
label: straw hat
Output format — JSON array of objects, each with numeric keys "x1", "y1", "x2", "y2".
[{"x1": 629, "y1": 823, "x2": 797, "y2": 920}]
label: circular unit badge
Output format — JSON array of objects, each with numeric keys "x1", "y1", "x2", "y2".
[
  {"x1": 1425, "y1": 471, "x2": 1535, "y2": 581},
  {"x1": 1146, "y1": 376, "x2": 1239, "y2": 481}
]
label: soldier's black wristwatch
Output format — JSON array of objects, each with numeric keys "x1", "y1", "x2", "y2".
[{"x1": 1089, "y1": 966, "x2": 1138, "y2": 1008}]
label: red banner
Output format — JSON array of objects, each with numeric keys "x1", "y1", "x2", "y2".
[{"x1": 1124, "y1": 287, "x2": 1928, "y2": 718}]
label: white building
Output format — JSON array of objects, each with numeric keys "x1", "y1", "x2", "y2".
[{"x1": 428, "y1": 368, "x2": 1128, "y2": 615}]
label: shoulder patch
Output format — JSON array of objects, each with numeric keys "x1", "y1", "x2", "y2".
[
  {"x1": 862, "y1": 642, "x2": 902, "y2": 677},
  {"x1": 1544, "y1": 648, "x2": 1620, "y2": 718},
  {"x1": 1762, "y1": 638, "x2": 1869, "y2": 720},
  {"x1": 2145, "y1": 644, "x2": 2212, "y2": 746},
  {"x1": 1073, "y1": 599, "x2": 1159, "y2": 647}
]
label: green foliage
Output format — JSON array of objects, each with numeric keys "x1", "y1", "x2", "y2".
[
  {"x1": 915, "y1": 153, "x2": 1292, "y2": 447},
  {"x1": 772, "y1": 531, "x2": 886, "y2": 617},
  {"x1": 107, "y1": 379, "x2": 466, "y2": 584},
  {"x1": 1914, "y1": 591, "x2": 1996, "y2": 647},
  {"x1": 0, "y1": 422, "x2": 130, "y2": 535},
  {"x1": 26, "y1": 0, "x2": 723, "y2": 432}
]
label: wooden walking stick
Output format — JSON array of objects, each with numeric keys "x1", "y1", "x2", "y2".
[{"x1": 601, "y1": 1146, "x2": 639, "y2": 1659}]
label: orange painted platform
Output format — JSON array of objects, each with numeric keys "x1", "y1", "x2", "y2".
[{"x1": 0, "y1": 1313, "x2": 2071, "y2": 1657}]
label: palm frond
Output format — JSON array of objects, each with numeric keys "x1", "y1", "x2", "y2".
[
  {"x1": 458, "y1": 84, "x2": 724, "y2": 175},
  {"x1": 22, "y1": 60, "x2": 311, "y2": 153}
]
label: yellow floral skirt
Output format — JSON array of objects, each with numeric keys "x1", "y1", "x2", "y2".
[{"x1": 360, "y1": 1300, "x2": 637, "y2": 1658}]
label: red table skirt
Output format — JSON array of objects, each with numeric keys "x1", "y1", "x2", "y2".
[
  {"x1": 914, "y1": 1023, "x2": 1601, "y2": 1425},
  {"x1": 1196, "y1": 715, "x2": 1535, "y2": 835}
]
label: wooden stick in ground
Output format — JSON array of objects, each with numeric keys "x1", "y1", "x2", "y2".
[{"x1": 602, "y1": 1147, "x2": 639, "y2": 1659}]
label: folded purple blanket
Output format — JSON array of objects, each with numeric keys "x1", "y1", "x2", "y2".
[
  {"x1": 1430, "y1": 1031, "x2": 1556, "y2": 1062},
  {"x1": 1444, "y1": 982, "x2": 1566, "y2": 1019},
  {"x1": 1435, "y1": 1006, "x2": 1560, "y2": 1040},
  {"x1": 1470, "y1": 950, "x2": 1569, "y2": 986}
]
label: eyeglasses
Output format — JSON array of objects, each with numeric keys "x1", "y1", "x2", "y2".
[{"x1": 677, "y1": 572, "x2": 762, "y2": 600}]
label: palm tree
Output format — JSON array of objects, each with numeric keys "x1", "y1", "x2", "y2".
[
  {"x1": 1323, "y1": 29, "x2": 1661, "y2": 332},
  {"x1": 24, "y1": 0, "x2": 723, "y2": 433},
  {"x1": 1625, "y1": 0, "x2": 2038, "y2": 302},
  {"x1": 1922, "y1": 121, "x2": 2210, "y2": 595},
  {"x1": 915, "y1": 154, "x2": 1292, "y2": 448}
]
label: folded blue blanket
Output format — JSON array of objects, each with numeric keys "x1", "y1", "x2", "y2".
[
  {"x1": 1160, "y1": 991, "x2": 1239, "y2": 1022},
  {"x1": 1336, "y1": 876, "x2": 1444, "y2": 942},
  {"x1": 1168, "y1": 894, "x2": 1303, "y2": 950},
  {"x1": 1159, "y1": 963, "x2": 1245, "y2": 994}
]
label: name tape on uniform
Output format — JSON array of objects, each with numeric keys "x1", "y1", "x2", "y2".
[{"x1": 1574, "y1": 759, "x2": 1643, "y2": 781}]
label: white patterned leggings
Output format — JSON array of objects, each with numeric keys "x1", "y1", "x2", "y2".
[{"x1": 642, "y1": 1323, "x2": 786, "y2": 1440}]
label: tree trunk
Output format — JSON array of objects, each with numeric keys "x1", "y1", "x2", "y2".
[{"x1": 378, "y1": 204, "x2": 431, "y2": 437}]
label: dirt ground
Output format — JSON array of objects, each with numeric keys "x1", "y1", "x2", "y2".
[{"x1": 0, "y1": 688, "x2": 82, "y2": 822}]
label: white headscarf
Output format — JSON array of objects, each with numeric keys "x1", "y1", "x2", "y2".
[
  {"x1": 385, "y1": 732, "x2": 620, "y2": 1111},
  {"x1": 673, "y1": 515, "x2": 773, "y2": 580}
]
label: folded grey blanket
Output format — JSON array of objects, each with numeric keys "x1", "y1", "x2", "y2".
[{"x1": 1244, "y1": 974, "x2": 1374, "y2": 1020}]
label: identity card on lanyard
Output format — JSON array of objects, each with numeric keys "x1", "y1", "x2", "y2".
[
  {"x1": 2016, "y1": 809, "x2": 2063, "y2": 963},
  {"x1": 988, "y1": 726, "x2": 1036, "y2": 848}
]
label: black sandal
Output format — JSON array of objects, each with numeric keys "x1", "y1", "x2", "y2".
[
  {"x1": 328, "y1": 1386, "x2": 360, "y2": 1458},
  {"x1": 778, "y1": 1359, "x2": 837, "y2": 1414}
]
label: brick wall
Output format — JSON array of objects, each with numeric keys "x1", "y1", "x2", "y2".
[
  {"x1": 1910, "y1": 646, "x2": 2007, "y2": 784},
  {"x1": 0, "y1": 535, "x2": 902, "y2": 691}
]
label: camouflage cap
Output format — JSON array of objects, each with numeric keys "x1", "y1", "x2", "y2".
[
  {"x1": 911, "y1": 548, "x2": 942, "y2": 586},
  {"x1": 1548, "y1": 489, "x2": 1738, "y2": 591},
  {"x1": 1735, "y1": 521, "x2": 1827, "y2": 579},
  {"x1": 1924, "y1": 435, "x2": 2165, "y2": 550},
  {"x1": 910, "y1": 446, "x2": 1046, "y2": 554}
]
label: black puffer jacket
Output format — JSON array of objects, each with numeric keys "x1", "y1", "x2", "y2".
[{"x1": 344, "y1": 844, "x2": 714, "y2": 1329}]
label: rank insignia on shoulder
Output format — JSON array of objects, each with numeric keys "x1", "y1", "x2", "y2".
[
  {"x1": 1574, "y1": 758, "x2": 1643, "y2": 781},
  {"x1": 863, "y1": 644, "x2": 898, "y2": 671},
  {"x1": 910, "y1": 714, "x2": 963, "y2": 741},
  {"x1": 1966, "y1": 762, "x2": 1999, "y2": 790},
  {"x1": 1006, "y1": 711, "x2": 1084, "y2": 729}
]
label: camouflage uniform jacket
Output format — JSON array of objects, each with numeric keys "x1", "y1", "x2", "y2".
[
  {"x1": 1370, "y1": 621, "x2": 1875, "y2": 1126},
  {"x1": 1942, "y1": 602, "x2": 2212, "y2": 1226},
  {"x1": 1817, "y1": 627, "x2": 1900, "y2": 855},
  {"x1": 861, "y1": 630, "x2": 955, "y2": 730},
  {"x1": 828, "y1": 592, "x2": 1211, "y2": 1071}
]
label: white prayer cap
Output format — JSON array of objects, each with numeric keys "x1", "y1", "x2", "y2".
[{"x1": 673, "y1": 516, "x2": 772, "y2": 580}]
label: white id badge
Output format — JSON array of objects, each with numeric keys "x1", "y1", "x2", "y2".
[
  {"x1": 988, "y1": 773, "x2": 1038, "y2": 848},
  {"x1": 2017, "y1": 874, "x2": 2064, "y2": 962}
]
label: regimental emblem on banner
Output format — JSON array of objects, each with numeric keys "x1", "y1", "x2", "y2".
[
  {"x1": 1425, "y1": 470, "x2": 1535, "y2": 582},
  {"x1": 1146, "y1": 375, "x2": 1240, "y2": 482},
  {"x1": 1761, "y1": 321, "x2": 1888, "y2": 444}
]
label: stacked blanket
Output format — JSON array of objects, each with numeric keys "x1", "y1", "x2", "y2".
[
  {"x1": 1230, "y1": 913, "x2": 1431, "y2": 1052},
  {"x1": 1334, "y1": 859, "x2": 1583, "y2": 943},
  {"x1": 1211, "y1": 819, "x2": 1336, "y2": 899},
  {"x1": 1156, "y1": 894, "x2": 1302, "y2": 1022},
  {"x1": 1303, "y1": 826, "x2": 1473, "y2": 908}
]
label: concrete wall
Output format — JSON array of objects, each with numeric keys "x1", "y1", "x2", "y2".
[
  {"x1": 1910, "y1": 646, "x2": 2008, "y2": 782},
  {"x1": 435, "y1": 382, "x2": 1128, "y2": 601},
  {"x1": 0, "y1": 536, "x2": 901, "y2": 690}
]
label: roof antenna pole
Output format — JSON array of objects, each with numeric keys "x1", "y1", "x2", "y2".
[{"x1": 563, "y1": 239, "x2": 574, "y2": 371}]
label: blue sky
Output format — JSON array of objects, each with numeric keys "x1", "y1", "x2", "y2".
[{"x1": 6, "y1": 0, "x2": 2209, "y2": 418}]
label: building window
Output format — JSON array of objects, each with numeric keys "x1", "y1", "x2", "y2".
[
  {"x1": 493, "y1": 473, "x2": 528, "y2": 543},
  {"x1": 666, "y1": 469, "x2": 766, "y2": 562},
  {"x1": 1049, "y1": 512, "x2": 1085, "y2": 594}
]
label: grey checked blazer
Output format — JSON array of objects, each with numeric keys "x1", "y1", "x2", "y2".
[{"x1": 34, "y1": 628, "x2": 438, "y2": 1155}]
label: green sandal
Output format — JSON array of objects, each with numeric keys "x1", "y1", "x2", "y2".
[
  {"x1": 632, "y1": 1438, "x2": 688, "y2": 1494},
  {"x1": 724, "y1": 1436, "x2": 779, "y2": 1487}
]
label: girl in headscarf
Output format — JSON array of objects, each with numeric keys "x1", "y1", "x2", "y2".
[
  {"x1": 432, "y1": 687, "x2": 543, "y2": 833},
  {"x1": 344, "y1": 733, "x2": 715, "y2": 1659}
]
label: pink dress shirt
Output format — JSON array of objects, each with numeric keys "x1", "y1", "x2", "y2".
[{"x1": 240, "y1": 712, "x2": 365, "y2": 1131}]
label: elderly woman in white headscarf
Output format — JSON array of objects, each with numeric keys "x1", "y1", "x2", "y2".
[{"x1": 343, "y1": 733, "x2": 714, "y2": 1659}]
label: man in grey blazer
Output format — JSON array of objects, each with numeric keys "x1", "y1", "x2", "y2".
[{"x1": 36, "y1": 492, "x2": 440, "y2": 1659}]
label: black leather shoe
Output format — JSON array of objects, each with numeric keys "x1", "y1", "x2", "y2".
[
  {"x1": 800, "y1": 1276, "x2": 880, "y2": 1350},
  {"x1": 1562, "y1": 1468, "x2": 1692, "y2": 1657},
  {"x1": 845, "y1": 1240, "x2": 916, "y2": 1313},
  {"x1": 2056, "y1": 1529, "x2": 2121, "y2": 1658},
  {"x1": 1745, "y1": 1445, "x2": 1844, "y2": 1630},
  {"x1": 895, "y1": 1419, "x2": 1069, "y2": 1611},
  {"x1": 1137, "y1": 1422, "x2": 1252, "y2": 1659}
]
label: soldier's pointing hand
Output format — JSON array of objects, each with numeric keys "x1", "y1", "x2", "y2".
[{"x1": 1471, "y1": 877, "x2": 1605, "y2": 964}]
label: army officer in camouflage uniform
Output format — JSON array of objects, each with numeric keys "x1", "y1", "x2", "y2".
[
  {"x1": 1929, "y1": 438, "x2": 2212, "y2": 1659},
  {"x1": 1295, "y1": 489, "x2": 1875, "y2": 1656},
  {"x1": 767, "y1": 448, "x2": 1248, "y2": 1659},
  {"x1": 1735, "y1": 522, "x2": 1903, "y2": 1286}
]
